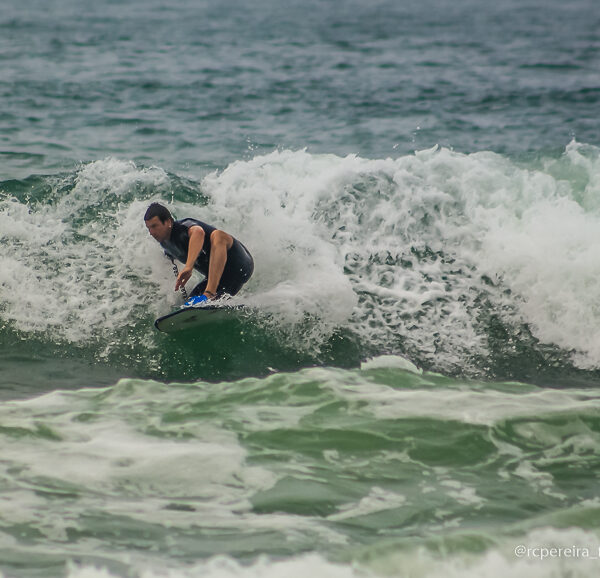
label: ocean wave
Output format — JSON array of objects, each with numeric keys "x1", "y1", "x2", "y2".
[
  {"x1": 1, "y1": 363, "x2": 599, "y2": 577},
  {"x1": 2, "y1": 143, "x2": 600, "y2": 381}
]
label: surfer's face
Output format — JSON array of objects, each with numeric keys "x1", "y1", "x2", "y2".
[{"x1": 145, "y1": 216, "x2": 172, "y2": 242}]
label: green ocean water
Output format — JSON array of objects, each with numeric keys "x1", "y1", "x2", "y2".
[
  {"x1": 2, "y1": 0, "x2": 600, "y2": 576},
  {"x1": 1, "y1": 360, "x2": 600, "y2": 578},
  {"x1": 2, "y1": 147, "x2": 600, "y2": 578}
]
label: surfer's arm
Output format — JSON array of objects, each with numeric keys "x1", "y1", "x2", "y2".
[
  {"x1": 205, "y1": 230, "x2": 233, "y2": 297},
  {"x1": 175, "y1": 225, "x2": 205, "y2": 291}
]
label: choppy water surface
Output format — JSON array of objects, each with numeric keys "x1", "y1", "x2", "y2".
[{"x1": 1, "y1": 0, "x2": 600, "y2": 576}]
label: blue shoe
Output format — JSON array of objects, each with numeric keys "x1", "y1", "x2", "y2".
[{"x1": 182, "y1": 295, "x2": 208, "y2": 308}]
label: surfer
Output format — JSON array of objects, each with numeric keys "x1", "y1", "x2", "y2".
[{"x1": 144, "y1": 202, "x2": 254, "y2": 306}]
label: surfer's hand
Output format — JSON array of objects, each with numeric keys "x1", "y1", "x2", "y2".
[{"x1": 175, "y1": 267, "x2": 192, "y2": 291}]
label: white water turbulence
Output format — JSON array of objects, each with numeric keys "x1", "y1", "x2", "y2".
[
  {"x1": 3, "y1": 142, "x2": 600, "y2": 372},
  {"x1": 0, "y1": 159, "x2": 177, "y2": 343},
  {"x1": 198, "y1": 141, "x2": 600, "y2": 371},
  {"x1": 1, "y1": 155, "x2": 359, "y2": 355}
]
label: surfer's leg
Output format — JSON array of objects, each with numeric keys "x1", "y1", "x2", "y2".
[
  {"x1": 189, "y1": 241, "x2": 254, "y2": 299},
  {"x1": 190, "y1": 278, "x2": 233, "y2": 299},
  {"x1": 218, "y1": 241, "x2": 254, "y2": 296},
  {"x1": 189, "y1": 279, "x2": 207, "y2": 298}
]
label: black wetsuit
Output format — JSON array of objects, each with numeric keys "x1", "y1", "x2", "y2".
[{"x1": 160, "y1": 218, "x2": 254, "y2": 297}]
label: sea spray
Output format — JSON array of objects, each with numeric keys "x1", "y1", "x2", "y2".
[{"x1": 3, "y1": 144, "x2": 600, "y2": 379}]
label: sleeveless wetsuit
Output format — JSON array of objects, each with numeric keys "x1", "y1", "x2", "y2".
[{"x1": 160, "y1": 218, "x2": 254, "y2": 297}]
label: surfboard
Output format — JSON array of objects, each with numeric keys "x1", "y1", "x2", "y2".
[{"x1": 154, "y1": 303, "x2": 246, "y2": 333}]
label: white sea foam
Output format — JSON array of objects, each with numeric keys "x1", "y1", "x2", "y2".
[
  {"x1": 473, "y1": 142, "x2": 600, "y2": 368},
  {"x1": 61, "y1": 526, "x2": 600, "y2": 578},
  {"x1": 322, "y1": 361, "x2": 600, "y2": 426},
  {"x1": 0, "y1": 158, "x2": 175, "y2": 341},
  {"x1": 369, "y1": 526, "x2": 600, "y2": 578},
  {"x1": 65, "y1": 554, "x2": 370, "y2": 578},
  {"x1": 201, "y1": 151, "x2": 359, "y2": 339},
  {"x1": 360, "y1": 355, "x2": 422, "y2": 374},
  {"x1": 0, "y1": 378, "x2": 349, "y2": 547},
  {"x1": 198, "y1": 142, "x2": 600, "y2": 369},
  {"x1": 327, "y1": 486, "x2": 407, "y2": 521},
  {"x1": 3, "y1": 144, "x2": 600, "y2": 369}
]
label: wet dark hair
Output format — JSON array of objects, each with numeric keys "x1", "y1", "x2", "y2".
[{"x1": 144, "y1": 202, "x2": 173, "y2": 223}]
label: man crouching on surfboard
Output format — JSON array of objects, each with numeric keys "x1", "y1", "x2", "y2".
[{"x1": 144, "y1": 202, "x2": 254, "y2": 307}]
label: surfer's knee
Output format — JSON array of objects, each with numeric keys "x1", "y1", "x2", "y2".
[{"x1": 210, "y1": 229, "x2": 233, "y2": 249}]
